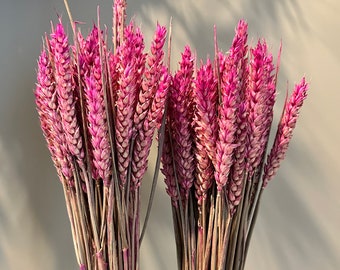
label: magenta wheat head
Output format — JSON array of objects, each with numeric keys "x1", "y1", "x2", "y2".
[
  {"x1": 213, "y1": 20, "x2": 250, "y2": 192},
  {"x1": 85, "y1": 73, "x2": 112, "y2": 185},
  {"x1": 144, "y1": 66, "x2": 170, "y2": 132},
  {"x1": 245, "y1": 40, "x2": 276, "y2": 175},
  {"x1": 170, "y1": 46, "x2": 196, "y2": 201},
  {"x1": 134, "y1": 24, "x2": 166, "y2": 131},
  {"x1": 35, "y1": 46, "x2": 73, "y2": 181},
  {"x1": 115, "y1": 23, "x2": 145, "y2": 187},
  {"x1": 227, "y1": 20, "x2": 248, "y2": 82},
  {"x1": 131, "y1": 66, "x2": 170, "y2": 189},
  {"x1": 78, "y1": 25, "x2": 100, "y2": 77},
  {"x1": 228, "y1": 103, "x2": 248, "y2": 212},
  {"x1": 218, "y1": 20, "x2": 249, "y2": 208},
  {"x1": 113, "y1": 0, "x2": 127, "y2": 48},
  {"x1": 263, "y1": 77, "x2": 308, "y2": 187},
  {"x1": 193, "y1": 59, "x2": 217, "y2": 204},
  {"x1": 50, "y1": 20, "x2": 85, "y2": 167},
  {"x1": 162, "y1": 125, "x2": 179, "y2": 208},
  {"x1": 214, "y1": 52, "x2": 240, "y2": 191}
]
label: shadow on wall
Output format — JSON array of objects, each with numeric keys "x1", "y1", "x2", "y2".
[
  {"x1": 248, "y1": 137, "x2": 340, "y2": 269},
  {"x1": 131, "y1": 0, "x2": 308, "y2": 59},
  {"x1": 0, "y1": 1, "x2": 88, "y2": 269},
  {"x1": 0, "y1": 51, "x2": 78, "y2": 270},
  {"x1": 0, "y1": 140, "x2": 60, "y2": 269}
]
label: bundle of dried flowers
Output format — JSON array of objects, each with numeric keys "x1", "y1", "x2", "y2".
[
  {"x1": 162, "y1": 20, "x2": 308, "y2": 270},
  {"x1": 35, "y1": 1, "x2": 169, "y2": 269},
  {"x1": 35, "y1": 1, "x2": 308, "y2": 269}
]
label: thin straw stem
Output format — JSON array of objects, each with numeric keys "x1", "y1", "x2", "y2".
[
  {"x1": 233, "y1": 179, "x2": 251, "y2": 270},
  {"x1": 140, "y1": 106, "x2": 167, "y2": 243},
  {"x1": 61, "y1": 181, "x2": 81, "y2": 265},
  {"x1": 203, "y1": 191, "x2": 215, "y2": 270}
]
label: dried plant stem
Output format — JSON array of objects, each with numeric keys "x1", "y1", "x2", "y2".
[
  {"x1": 200, "y1": 200, "x2": 207, "y2": 270},
  {"x1": 122, "y1": 247, "x2": 128, "y2": 270},
  {"x1": 210, "y1": 191, "x2": 221, "y2": 269},
  {"x1": 100, "y1": 187, "x2": 108, "y2": 252},
  {"x1": 106, "y1": 186, "x2": 115, "y2": 270},
  {"x1": 73, "y1": 162, "x2": 93, "y2": 267},
  {"x1": 226, "y1": 196, "x2": 242, "y2": 269},
  {"x1": 120, "y1": 188, "x2": 129, "y2": 268},
  {"x1": 131, "y1": 189, "x2": 138, "y2": 270},
  {"x1": 69, "y1": 191, "x2": 87, "y2": 267},
  {"x1": 204, "y1": 193, "x2": 215, "y2": 270},
  {"x1": 61, "y1": 181, "x2": 81, "y2": 265},
  {"x1": 171, "y1": 207, "x2": 181, "y2": 269},
  {"x1": 217, "y1": 211, "x2": 231, "y2": 270},
  {"x1": 140, "y1": 107, "x2": 167, "y2": 243},
  {"x1": 196, "y1": 227, "x2": 202, "y2": 270},
  {"x1": 218, "y1": 192, "x2": 226, "y2": 262},
  {"x1": 81, "y1": 167, "x2": 104, "y2": 268},
  {"x1": 196, "y1": 202, "x2": 205, "y2": 270},
  {"x1": 189, "y1": 196, "x2": 196, "y2": 270},
  {"x1": 169, "y1": 129, "x2": 189, "y2": 270},
  {"x1": 247, "y1": 175, "x2": 262, "y2": 227},
  {"x1": 135, "y1": 192, "x2": 141, "y2": 270},
  {"x1": 243, "y1": 190, "x2": 263, "y2": 270},
  {"x1": 233, "y1": 179, "x2": 251, "y2": 270}
]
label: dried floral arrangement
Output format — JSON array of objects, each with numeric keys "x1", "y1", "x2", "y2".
[
  {"x1": 162, "y1": 23, "x2": 308, "y2": 270},
  {"x1": 34, "y1": 0, "x2": 308, "y2": 269}
]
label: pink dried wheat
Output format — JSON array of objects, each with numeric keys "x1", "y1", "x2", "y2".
[
  {"x1": 50, "y1": 21, "x2": 85, "y2": 167},
  {"x1": 133, "y1": 24, "x2": 167, "y2": 131},
  {"x1": 245, "y1": 40, "x2": 276, "y2": 175},
  {"x1": 35, "y1": 46, "x2": 73, "y2": 181},
  {"x1": 115, "y1": 23, "x2": 145, "y2": 186},
  {"x1": 85, "y1": 70, "x2": 112, "y2": 185},
  {"x1": 263, "y1": 77, "x2": 308, "y2": 187},
  {"x1": 170, "y1": 46, "x2": 195, "y2": 200},
  {"x1": 214, "y1": 52, "x2": 241, "y2": 191},
  {"x1": 162, "y1": 124, "x2": 179, "y2": 207},
  {"x1": 131, "y1": 67, "x2": 170, "y2": 189},
  {"x1": 220, "y1": 20, "x2": 249, "y2": 210},
  {"x1": 193, "y1": 59, "x2": 217, "y2": 205},
  {"x1": 113, "y1": 0, "x2": 127, "y2": 48}
]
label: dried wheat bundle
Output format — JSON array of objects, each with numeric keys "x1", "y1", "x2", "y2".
[
  {"x1": 34, "y1": 1, "x2": 308, "y2": 270},
  {"x1": 161, "y1": 20, "x2": 308, "y2": 270},
  {"x1": 35, "y1": 1, "x2": 169, "y2": 269}
]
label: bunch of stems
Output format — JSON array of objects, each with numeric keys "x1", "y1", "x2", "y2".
[
  {"x1": 35, "y1": 1, "x2": 170, "y2": 269},
  {"x1": 162, "y1": 20, "x2": 308, "y2": 270}
]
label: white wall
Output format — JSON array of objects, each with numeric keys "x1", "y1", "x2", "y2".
[{"x1": 0, "y1": 0, "x2": 339, "y2": 269}]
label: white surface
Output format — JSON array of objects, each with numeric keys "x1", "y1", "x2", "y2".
[{"x1": 0, "y1": 0, "x2": 339, "y2": 269}]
